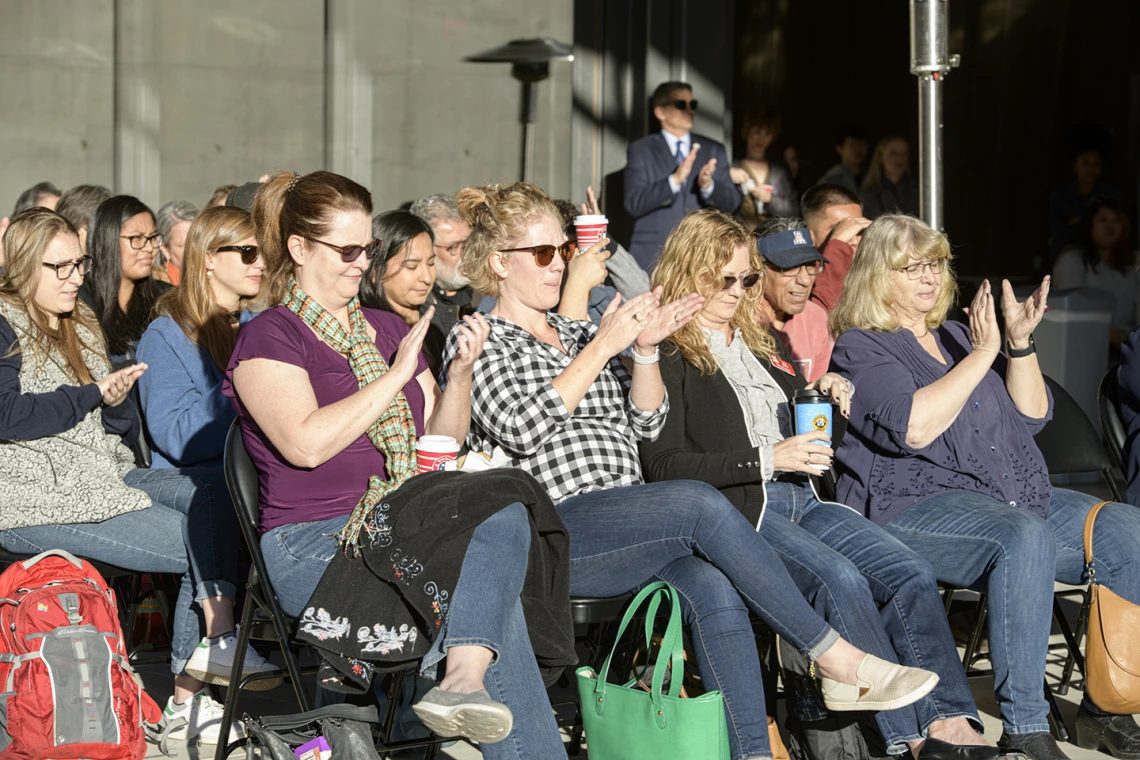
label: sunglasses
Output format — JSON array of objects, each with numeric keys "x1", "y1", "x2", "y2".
[
  {"x1": 213, "y1": 245, "x2": 261, "y2": 265},
  {"x1": 722, "y1": 273, "x2": 762, "y2": 290},
  {"x1": 502, "y1": 241, "x2": 578, "y2": 267},
  {"x1": 671, "y1": 99, "x2": 699, "y2": 111},
  {"x1": 309, "y1": 237, "x2": 383, "y2": 263}
]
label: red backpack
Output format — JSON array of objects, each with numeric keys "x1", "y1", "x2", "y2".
[{"x1": 0, "y1": 550, "x2": 165, "y2": 760}]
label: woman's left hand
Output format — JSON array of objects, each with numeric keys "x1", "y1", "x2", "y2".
[
  {"x1": 808, "y1": 372, "x2": 852, "y2": 418},
  {"x1": 631, "y1": 287, "x2": 706, "y2": 352},
  {"x1": 445, "y1": 313, "x2": 490, "y2": 382},
  {"x1": 1002, "y1": 276, "x2": 1049, "y2": 346}
]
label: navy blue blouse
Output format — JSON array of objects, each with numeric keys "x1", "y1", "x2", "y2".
[{"x1": 830, "y1": 321, "x2": 1054, "y2": 526}]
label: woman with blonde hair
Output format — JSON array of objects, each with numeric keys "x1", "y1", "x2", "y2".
[
  {"x1": 137, "y1": 206, "x2": 264, "y2": 469},
  {"x1": 860, "y1": 137, "x2": 918, "y2": 219},
  {"x1": 0, "y1": 208, "x2": 273, "y2": 747},
  {"x1": 441, "y1": 182, "x2": 942, "y2": 760},
  {"x1": 829, "y1": 214, "x2": 1140, "y2": 760},
  {"x1": 644, "y1": 208, "x2": 992, "y2": 760}
]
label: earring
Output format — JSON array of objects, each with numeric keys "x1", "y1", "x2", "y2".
[{"x1": 207, "y1": 269, "x2": 214, "y2": 278}]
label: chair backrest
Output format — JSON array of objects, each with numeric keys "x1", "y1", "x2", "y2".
[
  {"x1": 1034, "y1": 374, "x2": 1115, "y2": 475},
  {"x1": 1098, "y1": 367, "x2": 1128, "y2": 474}
]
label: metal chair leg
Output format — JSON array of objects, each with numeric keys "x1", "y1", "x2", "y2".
[{"x1": 216, "y1": 594, "x2": 256, "y2": 760}]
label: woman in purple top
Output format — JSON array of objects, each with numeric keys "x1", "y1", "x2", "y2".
[
  {"x1": 829, "y1": 214, "x2": 1140, "y2": 760},
  {"x1": 224, "y1": 170, "x2": 565, "y2": 757}
]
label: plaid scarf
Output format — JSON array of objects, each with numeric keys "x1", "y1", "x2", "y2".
[{"x1": 282, "y1": 277, "x2": 418, "y2": 552}]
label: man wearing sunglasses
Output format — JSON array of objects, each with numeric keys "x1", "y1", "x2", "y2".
[
  {"x1": 624, "y1": 80, "x2": 742, "y2": 270},
  {"x1": 758, "y1": 224, "x2": 835, "y2": 383}
]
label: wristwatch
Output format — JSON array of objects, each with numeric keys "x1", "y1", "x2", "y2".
[{"x1": 1006, "y1": 334, "x2": 1036, "y2": 358}]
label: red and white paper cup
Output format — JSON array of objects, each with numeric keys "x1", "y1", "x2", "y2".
[
  {"x1": 416, "y1": 435, "x2": 460, "y2": 473},
  {"x1": 574, "y1": 214, "x2": 608, "y2": 250}
]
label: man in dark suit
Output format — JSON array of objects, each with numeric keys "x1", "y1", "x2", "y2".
[{"x1": 623, "y1": 81, "x2": 742, "y2": 270}]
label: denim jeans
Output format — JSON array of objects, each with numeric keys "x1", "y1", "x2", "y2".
[
  {"x1": 885, "y1": 487, "x2": 1140, "y2": 734},
  {"x1": 261, "y1": 503, "x2": 566, "y2": 760},
  {"x1": 557, "y1": 480, "x2": 839, "y2": 760},
  {"x1": 0, "y1": 467, "x2": 238, "y2": 675},
  {"x1": 760, "y1": 481, "x2": 979, "y2": 754}
]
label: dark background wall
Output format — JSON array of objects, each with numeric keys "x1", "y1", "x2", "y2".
[{"x1": 736, "y1": 0, "x2": 1140, "y2": 278}]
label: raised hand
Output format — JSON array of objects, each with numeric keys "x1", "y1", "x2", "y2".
[
  {"x1": 672, "y1": 144, "x2": 701, "y2": 186},
  {"x1": 809, "y1": 373, "x2": 852, "y2": 418},
  {"x1": 697, "y1": 157, "x2": 718, "y2": 189},
  {"x1": 592, "y1": 291, "x2": 661, "y2": 359},
  {"x1": 97, "y1": 363, "x2": 147, "y2": 407},
  {"x1": 1002, "y1": 276, "x2": 1049, "y2": 346},
  {"x1": 445, "y1": 312, "x2": 490, "y2": 383},
  {"x1": 729, "y1": 167, "x2": 750, "y2": 185},
  {"x1": 830, "y1": 216, "x2": 871, "y2": 246},
  {"x1": 391, "y1": 306, "x2": 435, "y2": 383},
  {"x1": 632, "y1": 287, "x2": 705, "y2": 351},
  {"x1": 564, "y1": 238, "x2": 612, "y2": 292},
  {"x1": 580, "y1": 186, "x2": 602, "y2": 216},
  {"x1": 966, "y1": 280, "x2": 1000, "y2": 356}
]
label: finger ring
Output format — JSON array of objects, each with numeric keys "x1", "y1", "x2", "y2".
[
  {"x1": 634, "y1": 313, "x2": 641, "y2": 322},
  {"x1": 674, "y1": 315, "x2": 681, "y2": 322}
]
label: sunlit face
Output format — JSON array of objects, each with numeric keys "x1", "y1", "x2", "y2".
[
  {"x1": 36, "y1": 233, "x2": 85, "y2": 320},
  {"x1": 431, "y1": 217, "x2": 471, "y2": 290},
  {"x1": 807, "y1": 203, "x2": 863, "y2": 249},
  {"x1": 119, "y1": 212, "x2": 159, "y2": 282},
  {"x1": 1074, "y1": 150, "x2": 1102, "y2": 188},
  {"x1": 838, "y1": 137, "x2": 868, "y2": 167},
  {"x1": 697, "y1": 244, "x2": 756, "y2": 331},
  {"x1": 381, "y1": 232, "x2": 436, "y2": 311},
  {"x1": 889, "y1": 254, "x2": 944, "y2": 322},
  {"x1": 162, "y1": 220, "x2": 191, "y2": 269},
  {"x1": 763, "y1": 260, "x2": 818, "y2": 319},
  {"x1": 495, "y1": 213, "x2": 567, "y2": 313},
  {"x1": 881, "y1": 139, "x2": 910, "y2": 179},
  {"x1": 291, "y1": 209, "x2": 374, "y2": 309},
  {"x1": 207, "y1": 234, "x2": 263, "y2": 310},
  {"x1": 654, "y1": 87, "x2": 695, "y2": 136},
  {"x1": 1091, "y1": 207, "x2": 1124, "y2": 251}
]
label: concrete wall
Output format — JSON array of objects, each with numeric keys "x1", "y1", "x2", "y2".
[{"x1": 0, "y1": 0, "x2": 573, "y2": 215}]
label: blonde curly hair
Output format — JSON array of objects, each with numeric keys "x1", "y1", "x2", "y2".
[
  {"x1": 455, "y1": 183, "x2": 562, "y2": 297},
  {"x1": 652, "y1": 208, "x2": 778, "y2": 375}
]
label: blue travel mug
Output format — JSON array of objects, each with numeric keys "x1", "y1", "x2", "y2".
[{"x1": 794, "y1": 389, "x2": 834, "y2": 458}]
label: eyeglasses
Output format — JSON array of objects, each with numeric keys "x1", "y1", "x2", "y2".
[
  {"x1": 433, "y1": 238, "x2": 468, "y2": 255},
  {"x1": 308, "y1": 237, "x2": 383, "y2": 263},
  {"x1": 671, "y1": 99, "x2": 699, "y2": 112},
  {"x1": 896, "y1": 259, "x2": 947, "y2": 280},
  {"x1": 722, "y1": 273, "x2": 762, "y2": 290},
  {"x1": 212, "y1": 245, "x2": 261, "y2": 265},
  {"x1": 42, "y1": 256, "x2": 91, "y2": 280},
  {"x1": 502, "y1": 241, "x2": 578, "y2": 267},
  {"x1": 121, "y1": 233, "x2": 163, "y2": 250},
  {"x1": 766, "y1": 261, "x2": 824, "y2": 277}
]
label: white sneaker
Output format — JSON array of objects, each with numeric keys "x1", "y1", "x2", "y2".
[
  {"x1": 163, "y1": 690, "x2": 244, "y2": 745},
  {"x1": 183, "y1": 630, "x2": 283, "y2": 690}
]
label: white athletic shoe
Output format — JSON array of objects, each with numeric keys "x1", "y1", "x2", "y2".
[
  {"x1": 163, "y1": 690, "x2": 244, "y2": 745},
  {"x1": 183, "y1": 630, "x2": 283, "y2": 690}
]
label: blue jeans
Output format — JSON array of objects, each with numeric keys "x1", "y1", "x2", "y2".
[
  {"x1": 261, "y1": 503, "x2": 566, "y2": 760},
  {"x1": 557, "y1": 480, "x2": 839, "y2": 760},
  {"x1": 0, "y1": 467, "x2": 238, "y2": 675},
  {"x1": 885, "y1": 487, "x2": 1140, "y2": 734},
  {"x1": 760, "y1": 481, "x2": 979, "y2": 754}
]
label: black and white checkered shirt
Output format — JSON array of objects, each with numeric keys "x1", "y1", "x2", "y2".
[{"x1": 440, "y1": 313, "x2": 668, "y2": 504}]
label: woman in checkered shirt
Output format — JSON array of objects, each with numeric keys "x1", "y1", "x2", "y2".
[{"x1": 440, "y1": 182, "x2": 940, "y2": 760}]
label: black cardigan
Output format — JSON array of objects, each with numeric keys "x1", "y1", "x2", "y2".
[{"x1": 639, "y1": 342, "x2": 840, "y2": 526}]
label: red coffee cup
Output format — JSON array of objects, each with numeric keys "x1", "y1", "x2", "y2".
[
  {"x1": 416, "y1": 435, "x2": 460, "y2": 473},
  {"x1": 574, "y1": 214, "x2": 608, "y2": 250}
]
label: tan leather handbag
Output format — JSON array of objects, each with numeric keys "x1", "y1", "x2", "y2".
[{"x1": 1083, "y1": 501, "x2": 1140, "y2": 713}]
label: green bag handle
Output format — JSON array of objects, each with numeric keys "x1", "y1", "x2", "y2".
[{"x1": 593, "y1": 581, "x2": 686, "y2": 729}]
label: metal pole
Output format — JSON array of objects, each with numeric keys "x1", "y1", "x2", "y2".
[
  {"x1": 909, "y1": 0, "x2": 959, "y2": 231},
  {"x1": 521, "y1": 80, "x2": 538, "y2": 182}
]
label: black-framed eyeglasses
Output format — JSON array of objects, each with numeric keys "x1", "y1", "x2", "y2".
[
  {"x1": 896, "y1": 259, "x2": 947, "y2": 280},
  {"x1": 671, "y1": 99, "x2": 699, "y2": 112},
  {"x1": 212, "y1": 245, "x2": 261, "y2": 265},
  {"x1": 502, "y1": 241, "x2": 578, "y2": 267},
  {"x1": 722, "y1": 272, "x2": 762, "y2": 291},
  {"x1": 766, "y1": 261, "x2": 824, "y2": 277},
  {"x1": 433, "y1": 238, "x2": 468, "y2": 255},
  {"x1": 121, "y1": 232, "x2": 163, "y2": 250},
  {"x1": 308, "y1": 237, "x2": 383, "y2": 263},
  {"x1": 42, "y1": 256, "x2": 91, "y2": 280}
]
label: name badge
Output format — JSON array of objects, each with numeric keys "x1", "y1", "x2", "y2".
[{"x1": 770, "y1": 355, "x2": 796, "y2": 375}]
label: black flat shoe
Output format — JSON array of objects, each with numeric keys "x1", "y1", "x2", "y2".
[
  {"x1": 997, "y1": 732, "x2": 1070, "y2": 760},
  {"x1": 1075, "y1": 703, "x2": 1140, "y2": 759},
  {"x1": 918, "y1": 737, "x2": 1000, "y2": 760}
]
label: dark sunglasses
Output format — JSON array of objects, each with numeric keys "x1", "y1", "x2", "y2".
[
  {"x1": 502, "y1": 241, "x2": 578, "y2": 267},
  {"x1": 212, "y1": 245, "x2": 261, "y2": 265},
  {"x1": 309, "y1": 237, "x2": 383, "y2": 263},
  {"x1": 722, "y1": 273, "x2": 762, "y2": 290},
  {"x1": 671, "y1": 99, "x2": 698, "y2": 111}
]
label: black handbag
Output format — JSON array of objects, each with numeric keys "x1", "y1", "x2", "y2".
[{"x1": 233, "y1": 704, "x2": 383, "y2": 760}]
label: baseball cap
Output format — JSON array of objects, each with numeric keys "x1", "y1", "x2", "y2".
[{"x1": 757, "y1": 228, "x2": 829, "y2": 270}]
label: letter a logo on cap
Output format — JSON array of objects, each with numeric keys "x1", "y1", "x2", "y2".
[{"x1": 792, "y1": 230, "x2": 807, "y2": 245}]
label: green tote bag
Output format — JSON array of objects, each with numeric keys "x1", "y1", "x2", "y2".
[{"x1": 575, "y1": 581, "x2": 731, "y2": 759}]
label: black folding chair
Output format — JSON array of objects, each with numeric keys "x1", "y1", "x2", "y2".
[{"x1": 1098, "y1": 367, "x2": 1128, "y2": 477}]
